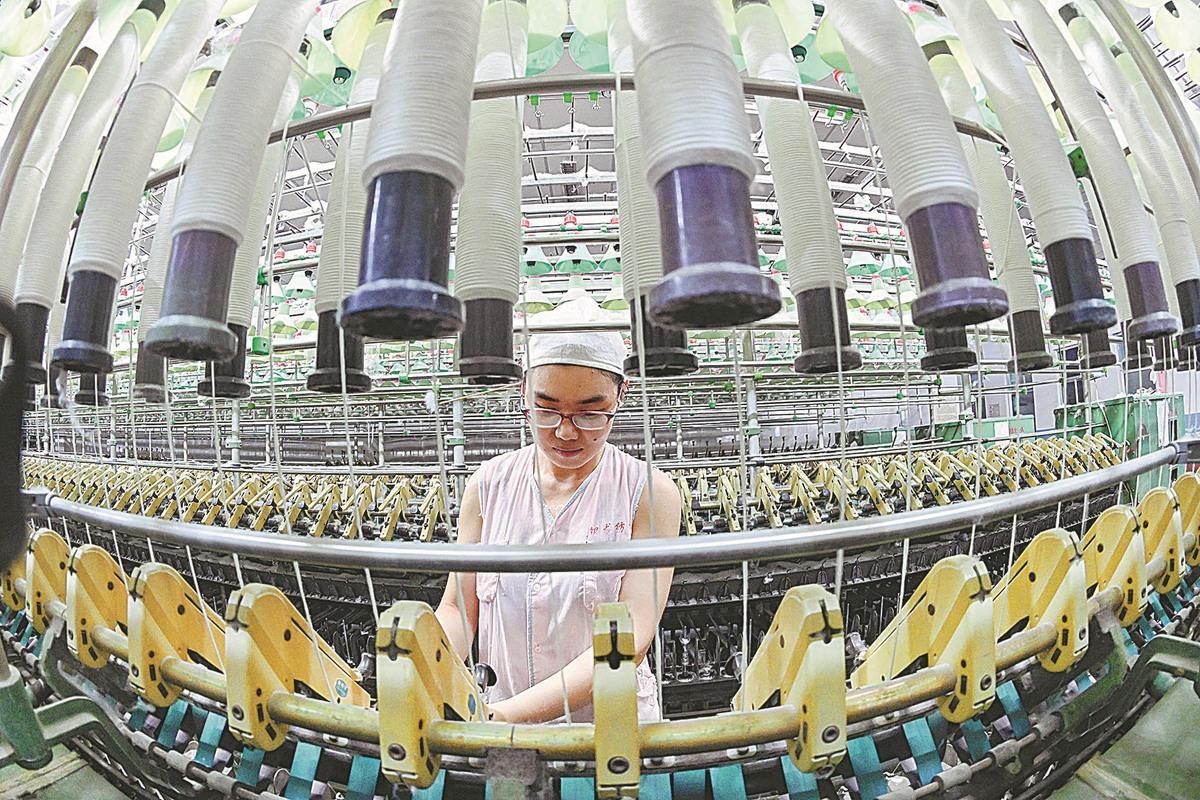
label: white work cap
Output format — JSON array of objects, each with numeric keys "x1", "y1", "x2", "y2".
[{"x1": 526, "y1": 297, "x2": 627, "y2": 376}]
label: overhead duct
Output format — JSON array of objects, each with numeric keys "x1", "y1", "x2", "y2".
[
  {"x1": 1067, "y1": 9, "x2": 1200, "y2": 347},
  {"x1": 53, "y1": 0, "x2": 229, "y2": 375},
  {"x1": 735, "y1": 0, "x2": 860, "y2": 374},
  {"x1": 454, "y1": 1, "x2": 528, "y2": 385},
  {"x1": 144, "y1": 0, "x2": 314, "y2": 362},
  {"x1": 1009, "y1": 0, "x2": 1175, "y2": 343},
  {"x1": 340, "y1": 0, "x2": 485, "y2": 341},
  {"x1": 937, "y1": 0, "x2": 1112, "y2": 335},
  {"x1": 627, "y1": 0, "x2": 781, "y2": 329},
  {"x1": 0, "y1": 51, "x2": 91, "y2": 321},
  {"x1": 923, "y1": 46, "x2": 1053, "y2": 371},
  {"x1": 608, "y1": 0, "x2": 697, "y2": 377},
  {"x1": 12, "y1": 6, "x2": 160, "y2": 382},
  {"x1": 830, "y1": 0, "x2": 1007, "y2": 330},
  {"x1": 307, "y1": 12, "x2": 392, "y2": 394}
]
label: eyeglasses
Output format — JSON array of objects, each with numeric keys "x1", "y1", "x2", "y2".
[{"x1": 525, "y1": 407, "x2": 618, "y2": 431}]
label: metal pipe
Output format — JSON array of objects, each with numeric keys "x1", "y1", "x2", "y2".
[
  {"x1": 140, "y1": 75, "x2": 1003, "y2": 192},
  {"x1": 36, "y1": 442, "x2": 1184, "y2": 573},
  {"x1": 1092, "y1": 0, "x2": 1200, "y2": 192},
  {"x1": 0, "y1": 1, "x2": 99, "y2": 226}
]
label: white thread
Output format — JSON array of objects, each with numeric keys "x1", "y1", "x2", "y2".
[
  {"x1": 362, "y1": 0, "x2": 484, "y2": 188},
  {"x1": 169, "y1": 0, "x2": 314, "y2": 244},
  {"x1": 829, "y1": 0, "x2": 979, "y2": 219},
  {"x1": 737, "y1": 2, "x2": 844, "y2": 293},
  {"x1": 314, "y1": 19, "x2": 391, "y2": 315},
  {"x1": 13, "y1": 16, "x2": 148, "y2": 310},
  {"x1": 610, "y1": 2, "x2": 665, "y2": 301},
  {"x1": 226, "y1": 70, "x2": 302, "y2": 329},
  {"x1": 1011, "y1": 0, "x2": 1159, "y2": 270},
  {"x1": 454, "y1": 1, "x2": 528, "y2": 305},
  {"x1": 928, "y1": 54, "x2": 1043, "y2": 315},
  {"x1": 939, "y1": 0, "x2": 1092, "y2": 244},
  {"x1": 627, "y1": 0, "x2": 758, "y2": 186},
  {"x1": 1070, "y1": 18, "x2": 1200, "y2": 288},
  {"x1": 67, "y1": 0, "x2": 228, "y2": 283},
  {"x1": 0, "y1": 64, "x2": 89, "y2": 305}
]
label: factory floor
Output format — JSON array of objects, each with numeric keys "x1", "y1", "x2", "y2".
[
  {"x1": 0, "y1": 745, "x2": 126, "y2": 800},
  {"x1": 1050, "y1": 679, "x2": 1200, "y2": 800}
]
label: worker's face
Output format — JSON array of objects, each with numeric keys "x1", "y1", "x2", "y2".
[{"x1": 524, "y1": 365, "x2": 624, "y2": 471}]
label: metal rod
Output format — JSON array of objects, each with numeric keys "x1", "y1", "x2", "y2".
[
  {"x1": 36, "y1": 442, "x2": 1185, "y2": 573},
  {"x1": 140, "y1": 74, "x2": 1003, "y2": 191}
]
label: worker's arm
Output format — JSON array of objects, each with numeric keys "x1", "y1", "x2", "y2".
[
  {"x1": 488, "y1": 468, "x2": 681, "y2": 723},
  {"x1": 434, "y1": 472, "x2": 482, "y2": 662}
]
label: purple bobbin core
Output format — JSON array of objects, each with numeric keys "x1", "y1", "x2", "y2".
[
  {"x1": 1123, "y1": 261, "x2": 1177, "y2": 342},
  {"x1": 793, "y1": 287, "x2": 861, "y2": 374},
  {"x1": 649, "y1": 164, "x2": 780, "y2": 329},
  {"x1": 146, "y1": 229, "x2": 239, "y2": 361},
  {"x1": 134, "y1": 341, "x2": 166, "y2": 403},
  {"x1": 459, "y1": 299, "x2": 520, "y2": 385},
  {"x1": 1007, "y1": 310, "x2": 1054, "y2": 372},
  {"x1": 920, "y1": 327, "x2": 976, "y2": 372},
  {"x1": 309, "y1": 310, "x2": 372, "y2": 393},
  {"x1": 905, "y1": 202, "x2": 1008, "y2": 328},
  {"x1": 54, "y1": 269, "x2": 118, "y2": 374},
  {"x1": 625, "y1": 295, "x2": 699, "y2": 377},
  {"x1": 1043, "y1": 237, "x2": 1115, "y2": 334},
  {"x1": 1079, "y1": 328, "x2": 1117, "y2": 370},
  {"x1": 341, "y1": 170, "x2": 461, "y2": 341},
  {"x1": 13, "y1": 302, "x2": 48, "y2": 385},
  {"x1": 198, "y1": 324, "x2": 250, "y2": 399},
  {"x1": 1175, "y1": 279, "x2": 1200, "y2": 348}
]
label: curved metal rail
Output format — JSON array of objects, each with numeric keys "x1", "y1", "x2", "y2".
[
  {"x1": 141, "y1": 73, "x2": 1005, "y2": 191},
  {"x1": 31, "y1": 440, "x2": 1189, "y2": 574}
]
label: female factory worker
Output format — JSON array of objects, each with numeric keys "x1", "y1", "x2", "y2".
[{"x1": 435, "y1": 305, "x2": 681, "y2": 723}]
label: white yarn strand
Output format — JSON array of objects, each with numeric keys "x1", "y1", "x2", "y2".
[
  {"x1": 829, "y1": 0, "x2": 979, "y2": 220},
  {"x1": 939, "y1": 0, "x2": 1092, "y2": 245},
  {"x1": 928, "y1": 53, "x2": 1043, "y2": 315},
  {"x1": 626, "y1": 0, "x2": 758, "y2": 186},
  {"x1": 454, "y1": 1, "x2": 528, "y2": 305},
  {"x1": 314, "y1": 19, "x2": 391, "y2": 315},
  {"x1": 67, "y1": 0, "x2": 228, "y2": 283},
  {"x1": 610, "y1": 1, "x2": 662, "y2": 301},
  {"x1": 169, "y1": 0, "x2": 314, "y2": 245},
  {"x1": 0, "y1": 64, "x2": 89, "y2": 305},
  {"x1": 1011, "y1": 0, "x2": 1158, "y2": 268},
  {"x1": 363, "y1": 0, "x2": 484, "y2": 189},
  {"x1": 226, "y1": 71, "x2": 302, "y2": 330},
  {"x1": 13, "y1": 16, "x2": 149, "y2": 310},
  {"x1": 736, "y1": 2, "x2": 844, "y2": 293}
]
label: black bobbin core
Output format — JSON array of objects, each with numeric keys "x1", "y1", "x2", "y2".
[
  {"x1": 145, "y1": 229, "x2": 239, "y2": 361},
  {"x1": 75, "y1": 372, "x2": 109, "y2": 406},
  {"x1": 14, "y1": 302, "x2": 49, "y2": 385},
  {"x1": 1175, "y1": 279, "x2": 1200, "y2": 348},
  {"x1": 793, "y1": 286, "x2": 861, "y2": 374},
  {"x1": 53, "y1": 270, "x2": 118, "y2": 373},
  {"x1": 1043, "y1": 237, "x2": 1116, "y2": 334},
  {"x1": 1176, "y1": 335, "x2": 1199, "y2": 371},
  {"x1": 920, "y1": 327, "x2": 977, "y2": 372},
  {"x1": 624, "y1": 295, "x2": 699, "y2": 377},
  {"x1": 1007, "y1": 309, "x2": 1054, "y2": 372},
  {"x1": 906, "y1": 202, "x2": 1008, "y2": 328},
  {"x1": 457, "y1": 299, "x2": 520, "y2": 385},
  {"x1": 1080, "y1": 328, "x2": 1117, "y2": 370},
  {"x1": 1125, "y1": 330, "x2": 1156, "y2": 371},
  {"x1": 340, "y1": 170, "x2": 462, "y2": 340},
  {"x1": 309, "y1": 310, "x2": 373, "y2": 392},
  {"x1": 197, "y1": 324, "x2": 250, "y2": 399},
  {"x1": 134, "y1": 341, "x2": 166, "y2": 403},
  {"x1": 648, "y1": 164, "x2": 780, "y2": 329},
  {"x1": 41, "y1": 365, "x2": 66, "y2": 408},
  {"x1": 1123, "y1": 261, "x2": 1178, "y2": 341}
]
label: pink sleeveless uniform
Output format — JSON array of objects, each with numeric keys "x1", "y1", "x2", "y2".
[{"x1": 474, "y1": 443, "x2": 661, "y2": 721}]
